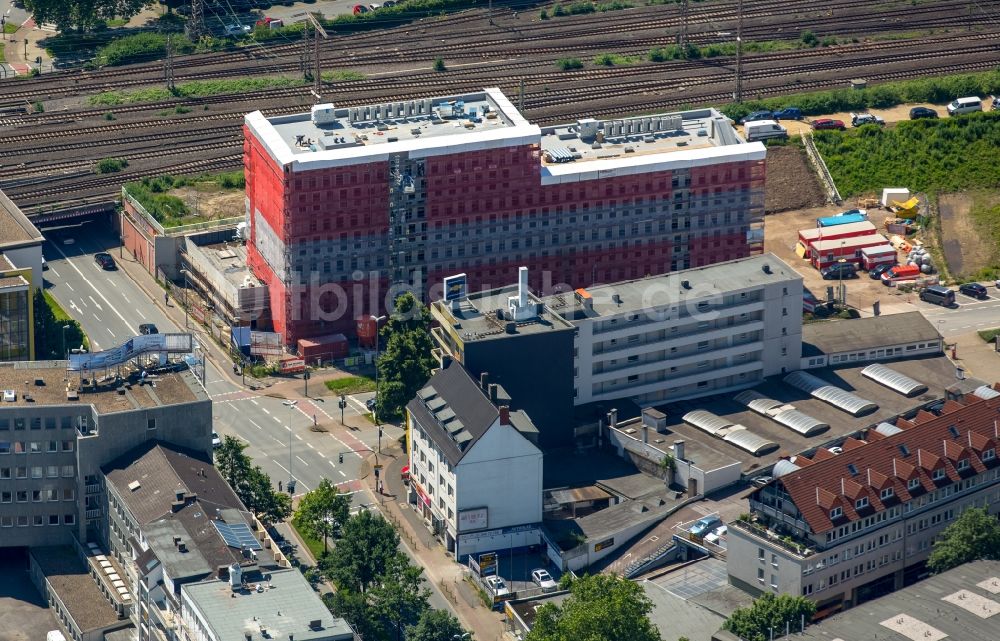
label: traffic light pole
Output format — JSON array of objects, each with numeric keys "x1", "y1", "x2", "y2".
[{"x1": 338, "y1": 447, "x2": 384, "y2": 500}]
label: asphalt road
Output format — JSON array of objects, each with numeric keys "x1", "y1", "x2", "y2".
[
  {"x1": 912, "y1": 286, "x2": 1000, "y2": 337},
  {"x1": 41, "y1": 222, "x2": 391, "y2": 504}
]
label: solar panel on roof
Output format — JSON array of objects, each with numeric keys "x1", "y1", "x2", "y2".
[
  {"x1": 212, "y1": 520, "x2": 263, "y2": 551},
  {"x1": 783, "y1": 371, "x2": 878, "y2": 417},
  {"x1": 861, "y1": 364, "x2": 928, "y2": 397}
]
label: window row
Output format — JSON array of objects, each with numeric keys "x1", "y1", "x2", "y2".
[
  {"x1": 0, "y1": 440, "x2": 75, "y2": 454},
  {"x1": 0, "y1": 465, "x2": 76, "y2": 478},
  {"x1": 1, "y1": 488, "x2": 76, "y2": 502},
  {"x1": 0, "y1": 513, "x2": 75, "y2": 527}
]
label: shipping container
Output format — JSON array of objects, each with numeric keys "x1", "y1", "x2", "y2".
[
  {"x1": 297, "y1": 333, "x2": 349, "y2": 362},
  {"x1": 816, "y1": 212, "x2": 868, "y2": 227},
  {"x1": 860, "y1": 245, "x2": 897, "y2": 270},
  {"x1": 810, "y1": 233, "x2": 890, "y2": 269},
  {"x1": 798, "y1": 221, "x2": 877, "y2": 249}
]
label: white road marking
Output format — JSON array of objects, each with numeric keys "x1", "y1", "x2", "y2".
[
  {"x1": 80, "y1": 297, "x2": 88, "y2": 307},
  {"x1": 63, "y1": 282, "x2": 72, "y2": 291},
  {"x1": 88, "y1": 296, "x2": 102, "y2": 310},
  {"x1": 107, "y1": 327, "x2": 115, "y2": 338},
  {"x1": 93, "y1": 313, "x2": 100, "y2": 321},
  {"x1": 307, "y1": 443, "x2": 315, "y2": 450},
  {"x1": 273, "y1": 416, "x2": 282, "y2": 423},
  {"x1": 49, "y1": 242, "x2": 130, "y2": 325},
  {"x1": 295, "y1": 434, "x2": 303, "y2": 441},
  {"x1": 329, "y1": 461, "x2": 337, "y2": 469},
  {"x1": 318, "y1": 451, "x2": 326, "y2": 458},
  {"x1": 247, "y1": 419, "x2": 263, "y2": 430},
  {"x1": 271, "y1": 461, "x2": 310, "y2": 491},
  {"x1": 251, "y1": 399, "x2": 259, "y2": 405},
  {"x1": 262, "y1": 408, "x2": 270, "y2": 415},
  {"x1": 122, "y1": 295, "x2": 130, "y2": 304},
  {"x1": 338, "y1": 470, "x2": 346, "y2": 477},
  {"x1": 49, "y1": 267, "x2": 60, "y2": 277},
  {"x1": 271, "y1": 436, "x2": 284, "y2": 446},
  {"x1": 296, "y1": 456, "x2": 309, "y2": 467}
]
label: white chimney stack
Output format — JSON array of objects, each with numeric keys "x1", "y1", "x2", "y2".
[
  {"x1": 508, "y1": 266, "x2": 536, "y2": 322},
  {"x1": 518, "y1": 266, "x2": 528, "y2": 308}
]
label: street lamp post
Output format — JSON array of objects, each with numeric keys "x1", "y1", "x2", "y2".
[
  {"x1": 370, "y1": 314, "x2": 387, "y2": 450},
  {"x1": 61, "y1": 325, "x2": 70, "y2": 359},
  {"x1": 180, "y1": 269, "x2": 190, "y2": 329},
  {"x1": 284, "y1": 400, "x2": 298, "y2": 494}
]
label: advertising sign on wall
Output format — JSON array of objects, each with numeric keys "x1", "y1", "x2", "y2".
[
  {"x1": 458, "y1": 507, "x2": 488, "y2": 532},
  {"x1": 594, "y1": 537, "x2": 615, "y2": 552},
  {"x1": 443, "y1": 273, "x2": 468, "y2": 302}
]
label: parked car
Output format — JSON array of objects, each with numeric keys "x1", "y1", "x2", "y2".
[
  {"x1": 531, "y1": 569, "x2": 557, "y2": 590},
  {"x1": 739, "y1": 110, "x2": 774, "y2": 124},
  {"x1": 94, "y1": 252, "x2": 116, "y2": 270},
  {"x1": 352, "y1": 3, "x2": 368, "y2": 13},
  {"x1": 850, "y1": 112, "x2": 885, "y2": 127},
  {"x1": 743, "y1": 120, "x2": 788, "y2": 143},
  {"x1": 211, "y1": 432, "x2": 222, "y2": 448},
  {"x1": 139, "y1": 323, "x2": 158, "y2": 335},
  {"x1": 959, "y1": 282, "x2": 988, "y2": 299},
  {"x1": 947, "y1": 96, "x2": 982, "y2": 116},
  {"x1": 919, "y1": 285, "x2": 955, "y2": 307},
  {"x1": 820, "y1": 263, "x2": 857, "y2": 280},
  {"x1": 368, "y1": 2, "x2": 381, "y2": 9},
  {"x1": 366, "y1": 397, "x2": 377, "y2": 412},
  {"x1": 223, "y1": 23, "x2": 251, "y2": 36},
  {"x1": 992, "y1": 96, "x2": 1000, "y2": 111},
  {"x1": 909, "y1": 106, "x2": 938, "y2": 120},
  {"x1": 484, "y1": 575, "x2": 509, "y2": 596},
  {"x1": 688, "y1": 515, "x2": 722, "y2": 538},
  {"x1": 704, "y1": 525, "x2": 728, "y2": 545},
  {"x1": 869, "y1": 263, "x2": 895, "y2": 280},
  {"x1": 811, "y1": 118, "x2": 846, "y2": 131},
  {"x1": 771, "y1": 107, "x2": 803, "y2": 120}
]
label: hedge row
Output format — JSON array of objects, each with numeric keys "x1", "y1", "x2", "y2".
[
  {"x1": 95, "y1": 32, "x2": 195, "y2": 66},
  {"x1": 718, "y1": 69, "x2": 1000, "y2": 122}
]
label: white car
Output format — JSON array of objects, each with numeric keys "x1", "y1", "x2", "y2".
[
  {"x1": 704, "y1": 525, "x2": 728, "y2": 545},
  {"x1": 211, "y1": 432, "x2": 222, "y2": 448},
  {"x1": 224, "y1": 23, "x2": 251, "y2": 36},
  {"x1": 850, "y1": 112, "x2": 885, "y2": 127},
  {"x1": 483, "y1": 575, "x2": 509, "y2": 596},
  {"x1": 531, "y1": 569, "x2": 557, "y2": 590}
]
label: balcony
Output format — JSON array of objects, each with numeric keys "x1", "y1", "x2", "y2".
[
  {"x1": 86, "y1": 509, "x2": 102, "y2": 520},
  {"x1": 731, "y1": 516, "x2": 814, "y2": 559},
  {"x1": 592, "y1": 317, "x2": 764, "y2": 359},
  {"x1": 86, "y1": 483, "x2": 101, "y2": 495}
]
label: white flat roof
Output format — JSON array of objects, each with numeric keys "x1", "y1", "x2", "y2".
[{"x1": 245, "y1": 88, "x2": 763, "y2": 179}]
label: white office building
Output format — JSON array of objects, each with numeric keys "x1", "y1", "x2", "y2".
[
  {"x1": 406, "y1": 360, "x2": 543, "y2": 560},
  {"x1": 543, "y1": 253, "x2": 803, "y2": 406}
]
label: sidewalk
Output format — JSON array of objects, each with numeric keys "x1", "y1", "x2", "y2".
[
  {"x1": 949, "y1": 331, "x2": 1000, "y2": 384},
  {"x1": 5, "y1": 16, "x2": 53, "y2": 76},
  {"x1": 114, "y1": 248, "x2": 257, "y2": 390},
  {"x1": 368, "y1": 444, "x2": 506, "y2": 641}
]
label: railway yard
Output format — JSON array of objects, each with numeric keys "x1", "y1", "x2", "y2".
[{"x1": 1, "y1": 0, "x2": 998, "y2": 217}]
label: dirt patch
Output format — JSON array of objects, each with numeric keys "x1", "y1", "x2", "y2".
[
  {"x1": 171, "y1": 186, "x2": 245, "y2": 220},
  {"x1": 764, "y1": 205, "x2": 910, "y2": 312},
  {"x1": 938, "y1": 192, "x2": 999, "y2": 278},
  {"x1": 765, "y1": 145, "x2": 826, "y2": 213}
]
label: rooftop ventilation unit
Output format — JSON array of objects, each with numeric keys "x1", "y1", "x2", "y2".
[
  {"x1": 762, "y1": 264, "x2": 772, "y2": 274},
  {"x1": 681, "y1": 280, "x2": 691, "y2": 290}
]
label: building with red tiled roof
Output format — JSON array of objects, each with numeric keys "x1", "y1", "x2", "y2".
[{"x1": 727, "y1": 386, "x2": 1000, "y2": 617}]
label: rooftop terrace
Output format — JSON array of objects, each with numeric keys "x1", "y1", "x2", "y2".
[
  {"x1": 433, "y1": 283, "x2": 576, "y2": 341},
  {"x1": 0, "y1": 361, "x2": 203, "y2": 413}
]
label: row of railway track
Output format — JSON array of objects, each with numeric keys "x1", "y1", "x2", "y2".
[{"x1": 0, "y1": 0, "x2": 996, "y2": 212}]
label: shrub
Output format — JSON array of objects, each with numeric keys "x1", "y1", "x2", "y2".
[
  {"x1": 552, "y1": 3, "x2": 565, "y2": 16},
  {"x1": 595, "y1": 0, "x2": 632, "y2": 9},
  {"x1": 540, "y1": 8, "x2": 549, "y2": 18},
  {"x1": 649, "y1": 45, "x2": 683, "y2": 61},
  {"x1": 557, "y1": 57, "x2": 584, "y2": 70},
  {"x1": 32, "y1": 101, "x2": 44, "y2": 113},
  {"x1": 800, "y1": 29, "x2": 819, "y2": 47},
  {"x1": 96, "y1": 32, "x2": 194, "y2": 66},
  {"x1": 95, "y1": 158, "x2": 128, "y2": 174},
  {"x1": 433, "y1": 56, "x2": 446, "y2": 71},
  {"x1": 104, "y1": 112, "x2": 115, "y2": 120}
]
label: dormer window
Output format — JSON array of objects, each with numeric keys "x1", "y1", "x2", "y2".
[
  {"x1": 984, "y1": 449, "x2": 996, "y2": 461},
  {"x1": 907, "y1": 478, "x2": 920, "y2": 490},
  {"x1": 956, "y1": 458, "x2": 970, "y2": 471},
  {"x1": 932, "y1": 468, "x2": 946, "y2": 481},
  {"x1": 880, "y1": 487, "x2": 894, "y2": 500},
  {"x1": 855, "y1": 497, "x2": 869, "y2": 509},
  {"x1": 830, "y1": 507, "x2": 842, "y2": 519}
]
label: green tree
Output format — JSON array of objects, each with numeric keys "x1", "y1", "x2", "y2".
[
  {"x1": 928, "y1": 507, "x2": 1000, "y2": 573},
  {"x1": 213, "y1": 436, "x2": 289, "y2": 523},
  {"x1": 723, "y1": 593, "x2": 816, "y2": 641},
  {"x1": 375, "y1": 292, "x2": 434, "y2": 419},
  {"x1": 527, "y1": 574, "x2": 660, "y2": 641},
  {"x1": 325, "y1": 509, "x2": 403, "y2": 593},
  {"x1": 23, "y1": 0, "x2": 146, "y2": 32},
  {"x1": 32, "y1": 291, "x2": 86, "y2": 360},
  {"x1": 214, "y1": 435, "x2": 251, "y2": 489},
  {"x1": 242, "y1": 465, "x2": 291, "y2": 523},
  {"x1": 292, "y1": 478, "x2": 351, "y2": 554},
  {"x1": 405, "y1": 609, "x2": 468, "y2": 641},
  {"x1": 370, "y1": 559, "x2": 431, "y2": 641},
  {"x1": 324, "y1": 590, "x2": 382, "y2": 641}
]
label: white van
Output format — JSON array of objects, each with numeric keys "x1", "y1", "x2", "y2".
[
  {"x1": 743, "y1": 120, "x2": 788, "y2": 143},
  {"x1": 947, "y1": 96, "x2": 982, "y2": 116}
]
